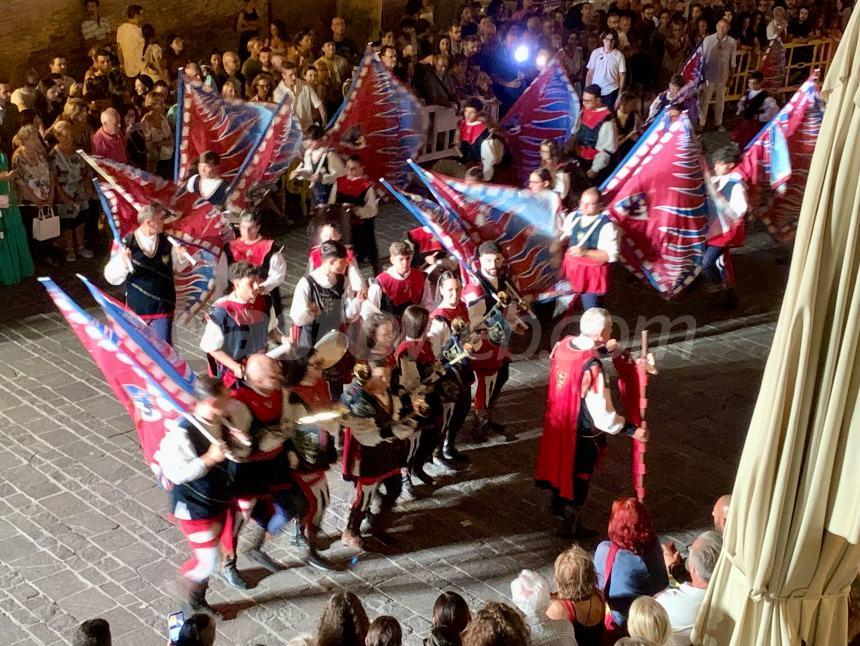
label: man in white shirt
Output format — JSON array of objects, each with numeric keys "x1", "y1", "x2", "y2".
[
  {"x1": 698, "y1": 20, "x2": 737, "y2": 130},
  {"x1": 186, "y1": 151, "x2": 228, "y2": 209},
  {"x1": 655, "y1": 531, "x2": 723, "y2": 646},
  {"x1": 585, "y1": 28, "x2": 627, "y2": 108},
  {"x1": 116, "y1": 4, "x2": 145, "y2": 79},
  {"x1": 103, "y1": 205, "x2": 189, "y2": 345},
  {"x1": 81, "y1": 0, "x2": 113, "y2": 51},
  {"x1": 328, "y1": 156, "x2": 381, "y2": 274},
  {"x1": 273, "y1": 61, "x2": 325, "y2": 131},
  {"x1": 572, "y1": 85, "x2": 618, "y2": 183}
]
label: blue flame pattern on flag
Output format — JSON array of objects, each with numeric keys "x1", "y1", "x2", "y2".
[
  {"x1": 500, "y1": 57, "x2": 579, "y2": 184},
  {"x1": 325, "y1": 47, "x2": 424, "y2": 187},
  {"x1": 226, "y1": 94, "x2": 303, "y2": 211},
  {"x1": 40, "y1": 278, "x2": 196, "y2": 484},
  {"x1": 409, "y1": 161, "x2": 561, "y2": 296},
  {"x1": 381, "y1": 179, "x2": 479, "y2": 288},
  {"x1": 737, "y1": 77, "x2": 823, "y2": 242},
  {"x1": 174, "y1": 74, "x2": 273, "y2": 182},
  {"x1": 602, "y1": 112, "x2": 709, "y2": 297}
]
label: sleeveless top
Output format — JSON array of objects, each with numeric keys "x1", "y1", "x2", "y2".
[{"x1": 560, "y1": 596, "x2": 605, "y2": 646}]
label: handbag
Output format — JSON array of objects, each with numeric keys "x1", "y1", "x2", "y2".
[
  {"x1": 600, "y1": 542, "x2": 624, "y2": 646},
  {"x1": 32, "y1": 205, "x2": 60, "y2": 241}
]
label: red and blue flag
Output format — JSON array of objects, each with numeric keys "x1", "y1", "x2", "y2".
[
  {"x1": 409, "y1": 161, "x2": 562, "y2": 296},
  {"x1": 737, "y1": 76, "x2": 822, "y2": 242},
  {"x1": 40, "y1": 277, "x2": 196, "y2": 483},
  {"x1": 381, "y1": 178, "x2": 479, "y2": 288},
  {"x1": 174, "y1": 74, "x2": 274, "y2": 183},
  {"x1": 500, "y1": 57, "x2": 579, "y2": 184},
  {"x1": 760, "y1": 38, "x2": 787, "y2": 94},
  {"x1": 325, "y1": 47, "x2": 424, "y2": 187},
  {"x1": 601, "y1": 112, "x2": 709, "y2": 298}
]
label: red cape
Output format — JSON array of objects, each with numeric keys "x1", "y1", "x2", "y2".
[{"x1": 535, "y1": 338, "x2": 598, "y2": 502}]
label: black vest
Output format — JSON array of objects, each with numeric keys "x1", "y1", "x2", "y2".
[
  {"x1": 124, "y1": 233, "x2": 176, "y2": 316},
  {"x1": 170, "y1": 418, "x2": 233, "y2": 519},
  {"x1": 297, "y1": 274, "x2": 346, "y2": 349}
]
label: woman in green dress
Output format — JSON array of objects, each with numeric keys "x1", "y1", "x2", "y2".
[{"x1": 0, "y1": 143, "x2": 34, "y2": 286}]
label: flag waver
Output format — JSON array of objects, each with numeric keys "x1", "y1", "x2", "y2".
[
  {"x1": 174, "y1": 75, "x2": 274, "y2": 182},
  {"x1": 325, "y1": 47, "x2": 423, "y2": 187},
  {"x1": 737, "y1": 77, "x2": 823, "y2": 242},
  {"x1": 410, "y1": 161, "x2": 561, "y2": 297},
  {"x1": 602, "y1": 112, "x2": 710, "y2": 297},
  {"x1": 40, "y1": 278, "x2": 196, "y2": 482},
  {"x1": 500, "y1": 57, "x2": 579, "y2": 184},
  {"x1": 760, "y1": 38, "x2": 787, "y2": 94}
]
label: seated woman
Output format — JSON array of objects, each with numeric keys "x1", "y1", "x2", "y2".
[
  {"x1": 594, "y1": 498, "x2": 669, "y2": 632},
  {"x1": 546, "y1": 545, "x2": 605, "y2": 646}
]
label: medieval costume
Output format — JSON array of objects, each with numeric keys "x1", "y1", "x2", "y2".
[
  {"x1": 363, "y1": 265, "x2": 433, "y2": 321},
  {"x1": 731, "y1": 88, "x2": 779, "y2": 148},
  {"x1": 535, "y1": 334, "x2": 639, "y2": 535},
  {"x1": 704, "y1": 171, "x2": 748, "y2": 309},
  {"x1": 328, "y1": 173, "x2": 381, "y2": 274},
  {"x1": 225, "y1": 236, "x2": 287, "y2": 327},
  {"x1": 560, "y1": 209, "x2": 621, "y2": 310},
  {"x1": 574, "y1": 105, "x2": 618, "y2": 184}
]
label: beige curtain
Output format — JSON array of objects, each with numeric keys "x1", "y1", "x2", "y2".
[{"x1": 692, "y1": 9, "x2": 860, "y2": 646}]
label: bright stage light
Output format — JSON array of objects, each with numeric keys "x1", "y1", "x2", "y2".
[{"x1": 514, "y1": 45, "x2": 529, "y2": 63}]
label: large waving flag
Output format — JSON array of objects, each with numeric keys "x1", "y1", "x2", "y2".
[
  {"x1": 226, "y1": 95, "x2": 303, "y2": 211},
  {"x1": 737, "y1": 77, "x2": 823, "y2": 242},
  {"x1": 381, "y1": 179, "x2": 478, "y2": 288},
  {"x1": 40, "y1": 278, "x2": 196, "y2": 483},
  {"x1": 174, "y1": 74, "x2": 274, "y2": 182},
  {"x1": 410, "y1": 161, "x2": 561, "y2": 296},
  {"x1": 601, "y1": 112, "x2": 710, "y2": 298},
  {"x1": 681, "y1": 45, "x2": 704, "y2": 85},
  {"x1": 82, "y1": 153, "x2": 231, "y2": 250},
  {"x1": 760, "y1": 38, "x2": 787, "y2": 93},
  {"x1": 325, "y1": 47, "x2": 423, "y2": 187},
  {"x1": 500, "y1": 57, "x2": 579, "y2": 184},
  {"x1": 83, "y1": 154, "x2": 228, "y2": 319}
]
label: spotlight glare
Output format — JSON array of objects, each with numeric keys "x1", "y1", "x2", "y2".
[{"x1": 514, "y1": 44, "x2": 529, "y2": 63}]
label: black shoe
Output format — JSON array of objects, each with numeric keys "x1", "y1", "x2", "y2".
[
  {"x1": 220, "y1": 559, "x2": 249, "y2": 589},
  {"x1": 369, "y1": 528, "x2": 396, "y2": 547},
  {"x1": 187, "y1": 582, "x2": 222, "y2": 618},
  {"x1": 412, "y1": 466, "x2": 434, "y2": 486},
  {"x1": 305, "y1": 549, "x2": 338, "y2": 572},
  {"x1": 487, "y1": 420, "x2": 517, "y2": 442},
  {"x1": 550, "y1": 498, "x2": 567, "y2": 519},
  {"x1": 400, "y1": 476, "x2": 418, "y2": 501},
  {"x1": 434, "y1": 453, "x2": 460, "y2": 472},
  {"x1": 443, "y1": 446, "x2": 469, "y2": 464},
  {"x1": 248, "y1": 548, "x2": 283, "y2": 573}
]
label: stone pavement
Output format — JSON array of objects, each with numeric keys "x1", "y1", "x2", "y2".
[{"x1": 0, "y1": 201, "x2": 787, "y2": 644}]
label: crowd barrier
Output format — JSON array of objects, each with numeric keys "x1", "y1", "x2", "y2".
[
  {"x1": 416, "y1": 98, "x2": 501, "y2": 164},
  {"x1": 725, "y1": 38, "x2": 836, "y2": 101}
]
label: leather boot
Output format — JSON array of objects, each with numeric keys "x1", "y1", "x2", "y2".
[
  {"x1": 219, "y1": 555, "x2": 249, "y2": 589},
  {"x1": 341, "y1": 508, "x2": 365, "y2": 550},
  {"x1": 246, "y1": 527, "x2": 282, "y2": 573},
  {"x1": 187, "y1": 579, "x2": 220, "y2": 617}
]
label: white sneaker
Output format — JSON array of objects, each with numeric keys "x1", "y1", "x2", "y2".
[{"x1": 76, "y1": 247, "x2": 94, "y2": 259}]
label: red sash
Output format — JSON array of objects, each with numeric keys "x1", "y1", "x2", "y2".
[{"x1": 562, "y1": 255, "x2": 610, "y2": 294}]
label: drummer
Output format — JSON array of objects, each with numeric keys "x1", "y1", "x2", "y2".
[
  {"x1": 558, "y1": 187, "x2": 620, "y2": 312},
  {"x1": 328, "y1": 155, "x2": 381, "y2": 275},
  {"x1": 289, "y1": 125, "x2": 345, "y2": 207}
]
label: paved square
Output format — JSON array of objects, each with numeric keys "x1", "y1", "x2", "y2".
[{"x1": 0, "y1": 202, "x2": 784, "y2": 644}]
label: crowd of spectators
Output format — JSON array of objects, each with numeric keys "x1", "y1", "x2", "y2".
[
  {"x1": 68, "y1": 494, "x2": 728, "y2": 646},
  {"x1": 0, "y1": 0, "x2": 848, "y2": 287}
]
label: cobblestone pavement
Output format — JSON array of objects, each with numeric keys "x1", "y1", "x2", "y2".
[{"x1": 0, "y1": 201, "x2": 787, "y2": 644}]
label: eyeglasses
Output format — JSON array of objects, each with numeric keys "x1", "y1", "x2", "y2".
[{"x1": 603, "y1": 36, "x2": 615, "y2": 42}]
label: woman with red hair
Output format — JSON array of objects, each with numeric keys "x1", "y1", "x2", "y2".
[{"x1": 594, "y1": 498, "x2": 669, "y2": 632}]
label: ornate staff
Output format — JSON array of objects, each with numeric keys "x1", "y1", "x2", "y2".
[
  {"x1": 614, "y1": 331, "x2": 657, "y2": 502},
  {"x1": 633, "y1": 331, "x2": 657, "y2": 502}
]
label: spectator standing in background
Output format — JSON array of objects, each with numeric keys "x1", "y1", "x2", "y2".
[
  {"x1": 236, "y1": 0, "x2": 262, "y2": 61},
  {"x1": 585, "y1": 29, "x2": 626, "y2": 108},
  {"x1": 91, "y1": 108, "x2": 127, "y2": 164},
  {"x1": 116, "y1": 5, "x2": 146, "y2": 81},
  {"x1": 81, "y1": 0, "x2": 113, "y2": 53},
  {"x1": 0, "y1": 82, "x2": 20, "y2": 161},
  {"x1": 330, "y1": 16, "x2": 359, "y2": 63},
  {"x1": 699, "y1": 20, "x2": 737, "y2": 130}
]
